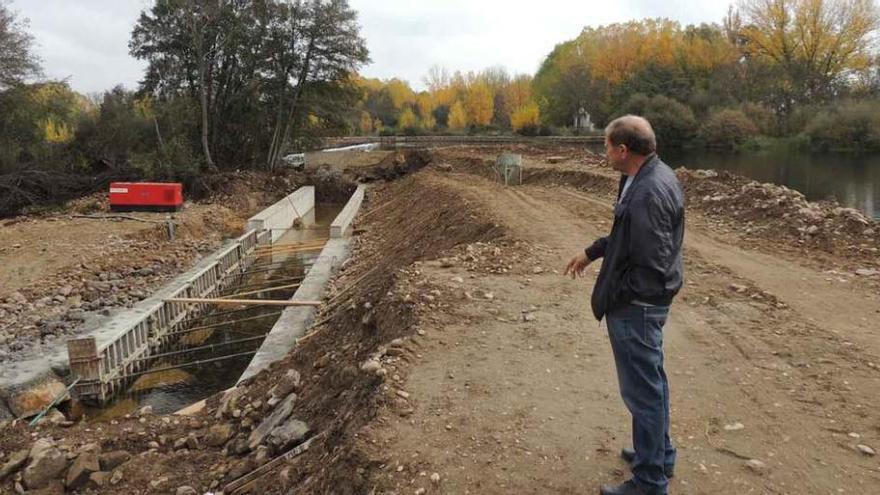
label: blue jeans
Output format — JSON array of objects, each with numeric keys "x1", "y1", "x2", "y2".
[{"x1": 606, "y1": 303, "x2": 676, "y2": 495}]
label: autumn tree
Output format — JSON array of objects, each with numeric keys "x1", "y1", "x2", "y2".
[
  {"x1": 736, "y1": 0, "x2": 880, "y2": 106},
  {"x1": 447, "y1": 100, "x2": 469, "y2": 130},
  {"x1": 464, "y1": 80, "x2": 494, "y2": 127}
]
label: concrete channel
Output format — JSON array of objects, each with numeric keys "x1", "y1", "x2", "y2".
[{"x1": 0, "y1": 184, "x2": 366, "y2": 419}]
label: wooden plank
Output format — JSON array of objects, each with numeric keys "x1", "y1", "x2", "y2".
[
  {"x1": 225, "y1": 436, "x2": 317, "y2": 494},
  {"x1": 165, "y1": 297, "x2": 321, "y2": 307}
]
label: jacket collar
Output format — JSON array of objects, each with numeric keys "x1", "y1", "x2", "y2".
[{"x1": 616, "y1": 153, "x2": 658, "y2": 199}]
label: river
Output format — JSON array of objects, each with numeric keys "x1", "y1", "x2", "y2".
[{"x1": 659, "y1": 148, "x2": 880, "y2": 219}]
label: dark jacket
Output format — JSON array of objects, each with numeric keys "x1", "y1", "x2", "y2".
[{"x1": 585, "y1": 154, "x2": 684, "y2": 320}]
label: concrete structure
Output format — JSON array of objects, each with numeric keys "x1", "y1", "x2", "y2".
[
  {"x1": 63, "y1": 186, "x2": 316, "y2": 405},
  {"x1": 247, "y1": 186, "x2": 314, "y2": 242},
  {"x1": 322, "y1": 143, "x2": 379, "y2": 153},
  {"x1": 321, "y1": 135, "x2": 603, "y2": 149},
  {"x1": 66, "y1": 228, "x2": 271, "y2": 404},
  {"x1": 239, "y1": 185, "x2": 367, "y2": 381},
  {"x1": 330, "y1": 184, "x2": 366, "y2": 238}
]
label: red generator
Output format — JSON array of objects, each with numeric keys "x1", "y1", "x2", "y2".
[{"x1": 109, "y1": 182, "x2": 183, "y2": 212}]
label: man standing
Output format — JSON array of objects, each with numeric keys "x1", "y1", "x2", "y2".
[{"x1": 565, "y1": 115, "x2": 685, "y2": 495}]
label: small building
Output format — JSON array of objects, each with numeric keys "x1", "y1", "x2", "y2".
[{"x1": 573, "y1": 107, "x2": 595, "y2": 132}]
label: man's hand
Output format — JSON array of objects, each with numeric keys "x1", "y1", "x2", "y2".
[{"x1": 564, "y1": 252, "x2": 592, "y2": 279}]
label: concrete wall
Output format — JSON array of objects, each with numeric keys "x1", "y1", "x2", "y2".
[
  {"x1": 330, "y1": 184, "x2": 366, "y2": 238},
  {"x1": 247, "y1": 186, "x2": 315, "y2": 242},
  {"x1": 239, "y1": 184, "x2": 367, "y2": 381}
]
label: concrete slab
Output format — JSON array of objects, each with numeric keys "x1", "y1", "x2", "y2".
[
  {"x1": 330, "y1": 185, "x2": 366, "y2": 238},
  {"x1": 247, "y1": 186, "x2": 314, "y2": 242}
]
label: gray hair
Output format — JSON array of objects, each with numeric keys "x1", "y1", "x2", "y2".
[{"x1": 605, "y1": 115, "x2": 656, "y2": 155}]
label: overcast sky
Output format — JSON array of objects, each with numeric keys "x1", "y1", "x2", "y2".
[{"x1": 8, "y1": 0, "x2": 732, "y2": 94}]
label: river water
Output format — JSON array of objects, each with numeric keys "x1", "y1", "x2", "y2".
[{"x1": 661, "y1": 148, "x2": 880, "y2": 219}]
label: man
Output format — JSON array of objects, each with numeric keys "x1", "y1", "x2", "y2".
[{"x1": 564, "y1": 115, "x2": 684, "y2": 495}]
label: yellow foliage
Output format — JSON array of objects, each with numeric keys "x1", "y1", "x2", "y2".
[
  {"x1": 397, "y1": 107, "x2": 419, "y2": 129},
  {"x1": 738, "y1": 0, "x2": 880, "y2": 78},
  {"x1": 421, "y1": 113, "x2": 437, "y2": 130},
  {"x1": 464, "y1": 81, "x2": 494, "y2": 127},
  {"x1": 448, "y1": 100, "x2": 469, "y2": 130},
  {"x1": 510, "y1": 101, "x2": 541, "y2": 132},
  {"x1": 385, "y1": 78, "x2": 416, "y2": 110},
  {"x1": 416, "y1": 92, "x2": 436, "y2": 120},
  {"x1": 43, "y1": 117, "x2": 73, "y2": 143}
]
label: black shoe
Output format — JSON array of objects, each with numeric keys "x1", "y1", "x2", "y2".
[
  {"x1": 620, "y1": 448, "x2": 675, "y2": 479},
  {"x1": 599, "y1": 479, "x2": 651, "y2": 495}
]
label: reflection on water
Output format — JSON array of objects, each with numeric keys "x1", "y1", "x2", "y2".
[
  {"x1": 85, "y1": 203, "x2": 343, "y2": 420},
  {"x1": 660, "y1": 148, "x2": 880, "y2": 219}
]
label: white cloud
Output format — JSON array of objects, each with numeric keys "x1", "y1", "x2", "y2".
[{"x1": 8, "y1": 0, "x2": 733, "y2": 94}]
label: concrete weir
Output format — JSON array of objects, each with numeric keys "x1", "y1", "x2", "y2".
[{"x1": 239, "y1": 184, "x2": 366, "y2": 381}]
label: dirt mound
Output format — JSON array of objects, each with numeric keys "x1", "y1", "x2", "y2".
[{"x1": 678, "y1": 168, "x2": 879, "y2": 260}]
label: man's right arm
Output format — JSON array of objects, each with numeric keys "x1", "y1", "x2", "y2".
[{"x1": 585, "y1": 237, "x2": 608, "y2": 262}]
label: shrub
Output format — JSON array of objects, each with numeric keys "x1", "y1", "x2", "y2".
[
  {"x1": 803, "y1": 100, "x2": 880, "y2": 151},
  {"x1": 617, "y1": 94, "x2": 697, "y2": 148},
  {"x1": 699, "y1": 109, "x2": 759, "y2": 148}
]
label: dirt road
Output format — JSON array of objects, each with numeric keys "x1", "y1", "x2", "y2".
[{"x1": 367, "y1": 169, "x2": 880, "y2": 494}]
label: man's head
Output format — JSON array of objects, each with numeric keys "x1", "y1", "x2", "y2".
[{"x1": 604, "y1": 115, "x2": 656, "y2": 175}]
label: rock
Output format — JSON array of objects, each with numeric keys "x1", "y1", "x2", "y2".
[
  {"x1": 532, "y1": 267, "x2": 544, "y2": 274},
  {"x1": 723, "y1": 422, "x2": 745, "y2": 431},
  {"x1": 249, "y1": 393, "x2": 298, "y2": 450},
  {"x1": 0, "y1": 449, "x2": 28, "y2": 480},
  {"x1": 855, "y1": 268, "x2": 879, "y2": 277},
  {"x1": 23, "y1": 439, "x2": 68, "y2": 489},
  {"x1": 745, "y1": 459, "x2": 768, "y2": 474},
  {"x1": 415, "y1": 488, "x2": 426, "y2": 495},
  {"x1": 805, "y1": 225, "x2": 820, "y2": 235},
  {"x1": 173, "y1": 437, "x2": 188, "y2": 450},
  {"x1": 138, "y1": 405, "x2": 153, "y2": 416},
  {"x1": 65, "y1": 452, "x2": 100, "y2": 490},
  {"x1": 729, "y1": 283, "x2": 748, "y2": 293},
  {"x1": 254, "y1": 445, "x2": 271, "y2": 466},
  {"x1": 360, "y1": 359, "x2": 382, "y2": 374},
  {"x1": 205, "y1": 423, "x2": 235, "y2": 447},
  {"x1": 857, "y1": 444, "x2": 876, "y2": 456},
  {"x1": 227, "y1": 459, "x2": 253, "y2": 481},
  {"x1": 150, "y1": 476, "x2": 169, "y2": 489},
  {"x1": 186, "y1": 434, "x2": 200, "y2": 450},
  {"x1": 99, "y1": 450, "x2": 131, "y2": 471},
  {"x1": 270, "y1": 370, "x2": 302, "y2": 398},
  {"x1": 451, "y1": 276, "x2": 464, "y2": 284},
  {"x1": 522, "y1": 312, "x2": 536, "y2": 322},
  {"x1": 176, "y1": 486, "x2": 198, "y2": 495},
  {"x1": 87, "y1": 471, "x2": 110, "y2": 488},
  {"x1": 109, "y1": 469, "x2": 123, "y2": 485},
  {"x1": 431, "y1": 472, "x2": 441, "y2": 484},
  {"x1": 3, "y1": 375, "x2": 67, "y2": 418},
  {"x1": 267, "y1": 419, "x2": 310, "y2": 450},
  {"x1": 147, "y1": 441, "x2": 160, "y2": 450},
  {"x1": 229, "y1": 435, "x2": 251, "y2": 455}
]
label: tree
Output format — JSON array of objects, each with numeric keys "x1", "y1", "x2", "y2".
[
  {"x1": 464, "y1": 80, "x2": 494, "y2": 127},
  {"x1": 736, "y1": 0, "x2": 880, "y2": 105},
  {"x1": 130, "y1": 0, "x2": 369, "y2": 170},
  {"x1": 397, "y1": 107, "x2": 418, "y2": 130},
  {"x1": 447, "y1": 100, "x2": 468, "y2": 130},
  {"x1": 510, "y1": 101, "x2": 541, "y2": 133},
  {"x1": 0, "y1": 2, "x2": 40, "y2": 89}
]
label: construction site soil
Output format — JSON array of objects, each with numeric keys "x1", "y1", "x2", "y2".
[{"x1": 1, "y1": 146, "x2": 878, "y2": 494}]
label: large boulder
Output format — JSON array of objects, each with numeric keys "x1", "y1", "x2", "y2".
[
  {"x1": 65, "y1": 452, "x2": 100, "y2": 490},
  {"x1": 23, "y1": 439, "x2": 68, "y2": 489}
]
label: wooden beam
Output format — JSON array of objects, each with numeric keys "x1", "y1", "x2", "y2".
[{"x1": 165, "y1": 297, "x2": 320, "y2": 307}]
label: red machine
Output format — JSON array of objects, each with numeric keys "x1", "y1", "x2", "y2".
[{"x1": 109, "y1": 182, "x2": 183, "y2": 212}]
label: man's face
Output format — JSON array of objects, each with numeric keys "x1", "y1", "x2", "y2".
[{"x1": 604, "y1": 136, "x2": 626, "y2": 172}]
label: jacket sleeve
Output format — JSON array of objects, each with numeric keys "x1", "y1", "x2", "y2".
[
  {"x1": 585, "y1": 237, "x2": 608, "y2": 261},
  {"x1": 621, "y1": 193, "x2": 675, "y2": 298}
]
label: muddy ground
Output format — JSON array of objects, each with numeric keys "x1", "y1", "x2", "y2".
[{"x1": 1, "y1": 146, "x2": 879, "y2": 494}]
